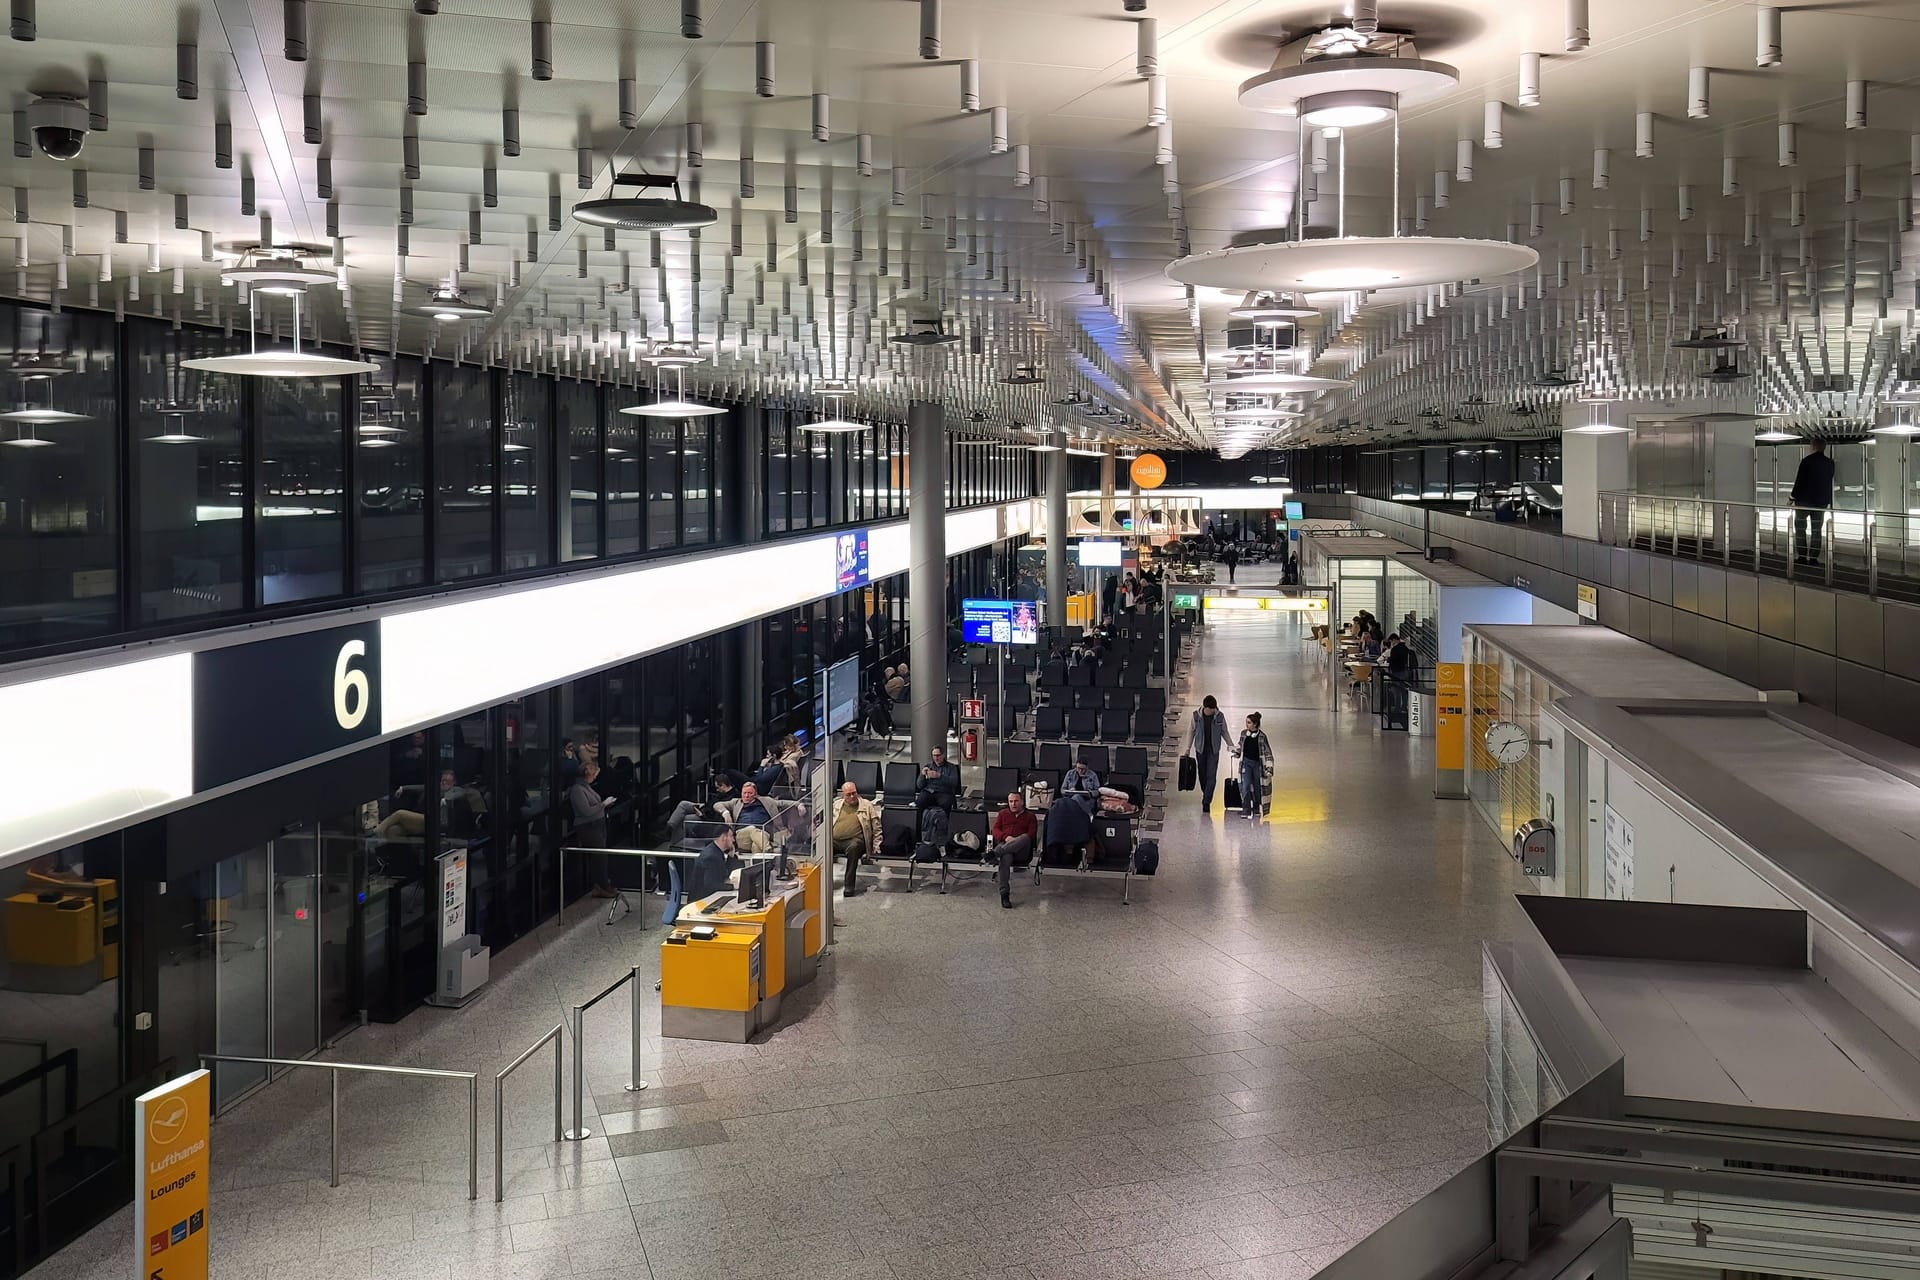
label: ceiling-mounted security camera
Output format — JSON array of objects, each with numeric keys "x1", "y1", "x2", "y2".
[{"x1": 27, "y1": 93, "x2": 89, "y2": 161}]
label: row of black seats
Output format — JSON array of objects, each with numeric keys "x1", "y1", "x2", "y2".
[
  {"x1": 1044, "y1": 686, "x2": 1167, "y2": 715},
  {"x1": 875, "y1": 803, "x2": 1137, "y2": 871},
  {"x1": 1037, "y1": 659, "x2": 1163, "y2": 688},
  {"x1": 844, "y1": 742, "x2": 1153, "y2": 806},
  {"x1": 1032, "y1": 705, "x2": 1160, "y2": 744}
]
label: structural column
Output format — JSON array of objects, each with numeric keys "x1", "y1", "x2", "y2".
[
  {"x1": 907, "y1": 400, "x2": 947, "y2": 764},
  {"x1": 1561, "y1": 427, "x2": 1629, "y2": 542},
  {"x1": 1045, "y1": 448, "x2": 1069, "y2": 629}
]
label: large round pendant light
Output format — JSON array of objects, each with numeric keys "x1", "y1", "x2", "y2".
[
  {"x1": 1172, "y1": 236, "x2": 1539, "y2": 294},
  {"x1": 619, "y1": 365, "x2": 726, "y2": 417},
  {"x1": 182, "y1": 288, "x2": 376, "y2": 378}
]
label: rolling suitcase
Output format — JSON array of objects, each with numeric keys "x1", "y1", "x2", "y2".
[
  {"x1": 1178, "y1": 754, "x2": 1197, "y2": 792},
  {"x1": 1223, "y1": 777, "x2": 1242, "y2": 811}
]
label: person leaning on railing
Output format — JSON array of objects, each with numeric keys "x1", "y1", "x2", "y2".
[{"x1": 1789, "y1": 439, "x2": 1834, "y2": 567}]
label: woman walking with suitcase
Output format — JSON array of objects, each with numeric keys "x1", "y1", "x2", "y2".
[{"x1": 1234, "y1": 711, "x2": 1275, "y2": 822}]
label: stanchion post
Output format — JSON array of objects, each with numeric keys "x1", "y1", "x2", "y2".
[
  {"x1": 551, "y1": 1030, "x2": 563, "y2": 1141},
  {"x1": 328, "y1": 1070, "x2": 340, "y2": 1188},
  {"x1": 564, "y1": 1004, "x2": 591, "y2": 1139},
  {"x1": 624, "y1": 966, "x2": 648, "y2": 1092},
  {"x1": 492, "y1": 1075, "x2": 505, "y2": 1203},
  {"x1": 467, "y1": 1075, "x2": 479, "y2": 1201}
]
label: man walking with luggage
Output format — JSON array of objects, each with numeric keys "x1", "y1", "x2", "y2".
[{"x1": 1188, "y1": 695, "x2": 1230, "y2": 811}]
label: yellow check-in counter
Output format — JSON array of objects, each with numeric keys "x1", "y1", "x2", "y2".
[{"x1": 661, "y1": 866, "x2": 825, "y2": 1043}]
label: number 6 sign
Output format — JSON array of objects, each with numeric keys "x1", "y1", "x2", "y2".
[{"x1": 192, "y1": 622, "x2": 382, "y2": 793}]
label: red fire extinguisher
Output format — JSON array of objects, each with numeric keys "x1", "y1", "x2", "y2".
[{"x1": 962, "y1": 727, "x2": 980, "y2": 762}]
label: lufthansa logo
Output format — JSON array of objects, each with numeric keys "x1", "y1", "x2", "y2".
[{"x1": 149, "y1": 1096, "x2": 190, "y2": 1146}]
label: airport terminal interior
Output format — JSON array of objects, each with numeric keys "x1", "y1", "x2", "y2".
[{"x1": 8, "y1": 2, "x2": 1920, "y2": 1279}]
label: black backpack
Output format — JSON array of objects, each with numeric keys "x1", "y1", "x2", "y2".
[
  {"x1": 917, "y1": 804, "x2": 950, "y2": 849},
  {"x1": 1133, "y1": 839, "x2": 1159, "y2": 876}
]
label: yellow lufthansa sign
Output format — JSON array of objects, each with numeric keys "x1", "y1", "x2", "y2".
[
  {"x1": 1435, "y1": 663, "x2": 1466, "y2": 772},
  {"x1": 1128, "y1": 453, "x2": 1168, "y2": 490},
  {"x1": 136, "y1": 1070, "x2": 210, "y2": 1280}
]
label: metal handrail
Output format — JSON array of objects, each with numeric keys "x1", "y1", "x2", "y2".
[
  {"x1": 562, "y1": 965, "x2": 647, "y2": 1141},
  {"x1": 199, "y1": 1053, "x2": 479, "y2": 1199},
  {"x1": 493, "y1": 1025, "x2": 562, "y2": 1202},
  {"x1": 1597, "y1": 488, "x2": 1915, "y2": 596}
]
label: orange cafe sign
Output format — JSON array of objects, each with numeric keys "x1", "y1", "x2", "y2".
[
  {"x1": 136, "y1": 1070, "x2": 211, "y2": 1280},
  {"x1": 1128, "y1": 453, "x2": 1168, "y2": 490}
]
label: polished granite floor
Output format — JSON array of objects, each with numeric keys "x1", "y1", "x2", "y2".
[{"x1": 35, "y1": 613, "x2": 1534, "y2": 1280}]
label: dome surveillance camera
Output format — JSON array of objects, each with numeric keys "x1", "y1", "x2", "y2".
[{"x1": 27, "y1": 94, "x2": 89, "y2": 161}]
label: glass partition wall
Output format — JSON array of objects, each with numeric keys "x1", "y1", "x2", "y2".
[{"x1": 0, "y1": 298, "x2": 1022, "y2": 667}]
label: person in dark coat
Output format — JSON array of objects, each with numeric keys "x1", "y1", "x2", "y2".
[
  {"x1": 1789, "y1": 440, "x2": 1835, "y2": 566},
  {"x1": 1046, "y1": 791, "x2": 1093, "y2": 868},
  {"x1": 687, "y1": 826, "x2": 742, "y2": 901}
]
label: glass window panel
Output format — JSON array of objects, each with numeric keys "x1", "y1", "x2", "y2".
[
  {"x1": 134, "y1": 323, "x2": 246, "y2": 623},
  {"x1": 809, "y1": 435, "x2": 831, "y2": 529},
  {"x1": 502, "y1": 373, "x2": 553, "y2": 570},
  {"x1": 606, "y1": 394, "x2": 642, "y2": 555},
  {"x1": 710, "y1": 410, "x2": 728, "y2": 543},
  {"x1": 0, "y1": 304, "x2": 119, "y2": 651},
  {"x1": 559, "y1": 380, "x2": 600, "y2": 560},
  {"x1": 257, "y1": 377, "x2": 345, "y2": 605},
  {"x1": 432, "y1": 364, "x2": 495, "y2": 581},
  {"x1": 683, "y1": 418, "x2": 711, "y2": 545},
  {"x1": 646, "y1": 420, "x2": 679, "y2": 549},
  {"x1": 765, "y1": 412, "x2": 788, "y2": 534},
  {"x1": 354, "y1": 356, "x2": 425, "y2": 592}
]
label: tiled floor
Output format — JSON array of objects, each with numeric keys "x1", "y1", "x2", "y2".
[{"x1": 36, "y1": 612, "x2": 1534, "y2": 1280}]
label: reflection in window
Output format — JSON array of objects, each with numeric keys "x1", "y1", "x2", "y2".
[
  {"x1": 0, "y1": 304, "x2": 119, "y2": 651},
  {"x1": 433, "y1": 364, "x2": 494, "y2": 581},
  {"x1": 683, "y1": 419, "x2": 711, "y2": 545},
  {"x1": 646, "y1": 421, "x2": 679, "y2": 550},
  {"x1": 559, "y1": 381, "x2": 600, "y2": 560},
  {"x1": 257, "y1": 377, "x2": 345, "y2": 604},
  {"x1": 607, "y1": 395, "x2": 642, "y2": 555},
  {"x1": 357, "y1": 356, "x2": 425, "y2": 591},
  {"x1": 134, "y1": 325, "x2": 246, "y2": 622},
  {"x1": 502, "y1": 374, "x2": 552, "y2": 570}
]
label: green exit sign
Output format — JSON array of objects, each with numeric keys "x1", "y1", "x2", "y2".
[{"x1": 1172, "y1": 593, "x2": 1200, "y2": 610}]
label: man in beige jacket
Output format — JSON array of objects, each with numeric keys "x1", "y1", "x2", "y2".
[{"x1": 830, "y1": 779, "x2": 880, "y2": 896}]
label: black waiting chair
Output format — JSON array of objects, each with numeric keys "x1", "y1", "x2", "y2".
[
  {"x1": 947, "y1": 809, "x2": 990, "y2": 864},
  {"x1": 845, "y1": 758, "x2": 881, "y2": 799},
  {"x1": 1034, "y1": 706, "x2": 1065, "y2": 740},
  {"x1": 1089, "y1": 815, "x2": 1133, "y2": 870},
  {"x1": 1100, "y1": 709, "x2": 1132, "y2": 743},
  {"x1": 1114, "y1": 746, "x2": 1150, "y2": 776},
  {"x1": 1094, "y1": 663, "x2": 1123, "y2": 688},
  {"x1": 1001, "y1": 739, "x2": 1035, "y2": 771},
  {"x1": 1103, "y1": 687, "x2": 1137, "y2": 711},
  {"x1": 1072, "y1": 686, "x2": 1103, "y2": 711},
  {"x1": 1066, "y1": 709, "x2": 1098, "y2": 741},
  {"x1": 1068, "y1": 663, "x2": 1093, "y2": 687},
  {"x1": 1136, "y1": 688, "x2": 1167, "y2": 723},
  {"x1": 883, "y1": 761, "x2": 919, "y2": 804},
  {"x1": 1107, "y1": 771, "x2": 1145, "y2": 805},
  {"x1": 1003, "y1": 684, "x2": 1032, "y2": 710},
  {"x1": 1036, "y1": 740, "x2": 1073, "y2": 778},
  {"x1": 983, "y1": 765, "x2": 1019, "y2": 804},
  {"x1": 1077, "y1": 745, "x2": 1110, "y2": 775},
  {"x1": 879, "y1": 805, "x2": 920, "y2": 858}
]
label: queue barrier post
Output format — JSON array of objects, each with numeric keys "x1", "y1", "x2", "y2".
[
  {"x1": 198, "y1": 1053, "x2": 480, "y2": 1200},
  {"x1": 493, "y1": 1024, "x2": 564, "y2": 1201},
  {"x1": 564, "y1": 966, "x2": 648, "y2": 1141}
]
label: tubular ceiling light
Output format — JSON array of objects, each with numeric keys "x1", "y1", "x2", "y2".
[{"x1": 1170, "y1": 237, "x2": 1539, "y2": 293}]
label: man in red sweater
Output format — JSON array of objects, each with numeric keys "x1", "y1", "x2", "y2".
[{"x1": 990, "y1": 791, "x2": 1039, "y2": 909}]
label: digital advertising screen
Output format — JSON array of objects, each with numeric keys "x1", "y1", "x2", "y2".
[
  {"x1": 1283, "y1": 501, "x2": 1304, "y2": 520},
  {"x1": 834, "y1": 528, "x2": 870, "y2": 592},
  {"x1": 1076, "y1": 539, "x2": 1123, "y2": 568},
  {"x1": 961, "y1": 598, "x2": 1040, "y2": 646}
]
